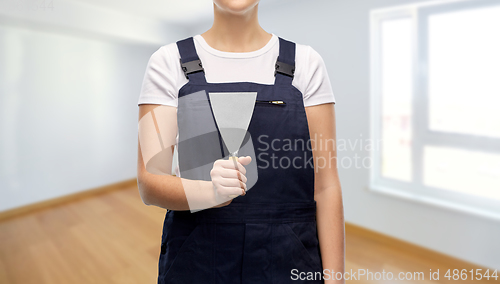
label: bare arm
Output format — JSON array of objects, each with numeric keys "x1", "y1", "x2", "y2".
[
  {"x1": 137, "y1": 104, "x2": 237, "y2": 211},
  {"x1": 305, "y1": 103, "x2": 345, "y2": 283}
]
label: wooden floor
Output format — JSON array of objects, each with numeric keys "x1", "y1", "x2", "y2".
[{"x1": 0, "y1": 184, "x2": 494, "y2": 283}]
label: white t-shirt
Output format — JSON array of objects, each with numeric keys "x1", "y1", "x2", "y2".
[
  {"x1": 138, "y1": 33, "x2": 336, "y2": 176},
  {"x1": 138, "y1": 33, "x2": 336, "y2": 107}
]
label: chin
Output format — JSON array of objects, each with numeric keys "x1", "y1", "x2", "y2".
[{"x1": 213, "y1": 0, "x2": 260, "y2": 15}]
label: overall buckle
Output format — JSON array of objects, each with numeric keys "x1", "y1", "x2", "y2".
[
  {"x1": 180, "y1": 59, "x2": 204, "y2": 79},
  {"x1": 274, "y1": 58, "x2": 295, "y2": 78}
]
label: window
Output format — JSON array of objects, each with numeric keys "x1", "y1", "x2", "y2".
[{"x1": 370, "y1": 0, "x2": 500, "y2": 220}]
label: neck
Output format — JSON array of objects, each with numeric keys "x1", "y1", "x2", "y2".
[{"x1": 201, "y1": 3, "x2": 272, "y2": 53}]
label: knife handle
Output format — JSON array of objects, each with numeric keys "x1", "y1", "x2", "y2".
[{"x1": 228, "y1": 155, "x2": 244, "y2": 198}]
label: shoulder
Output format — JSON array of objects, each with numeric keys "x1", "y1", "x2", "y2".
[
  {"x1": 144, "y1": 41, "x2": 185, "y2": 85},
  {"x1": 293, "y1": 42, "x2": 328, "y2": 86},
  {"x1": 288, "y1": 40, "x2": 335, "y2": 106},
  {"x1": 138, "y1": 41, "x2": 186, "y2": 107},
  {"x1": 148, "y1": 42, "x2": 180, "y2": 68},
  {"x1": 295, "y1": 43, "x2": 326, "y2": 71}
]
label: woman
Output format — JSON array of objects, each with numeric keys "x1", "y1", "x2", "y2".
[{"x1": 137, "y1": 0, "x2": 345, "y2": 283}]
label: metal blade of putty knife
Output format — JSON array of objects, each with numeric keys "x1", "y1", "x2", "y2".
[{"x1": 208, "y1": 92, "x2": 257, "y2": 198}]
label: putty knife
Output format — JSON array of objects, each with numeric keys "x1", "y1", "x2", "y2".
[{"x1": 208, "y1": 92, "x2": 257, "y2": 198}]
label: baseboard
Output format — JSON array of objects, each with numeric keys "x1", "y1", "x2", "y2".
[
  {"x1": 345, "y1": 222, "x2": 493, "y2": 270},
  {"x1": 0, "y1": 178, "x2": 137, "y2": 222}
]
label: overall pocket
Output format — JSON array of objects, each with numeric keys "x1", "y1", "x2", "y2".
[
  {"x1": 159, "y1": 219, "x2": 202, "y2": 282},
  {"x1": 272, "y1": 222, "x2": 324, "y2": 284},
  {"x1": 162, "y1": 225, "x2": 199, "y2": 274},
  {"x1": 283, "y1": 222, "x2": 322, "y2": 270},
  {"x1": 160, "y1": 222, "x2": 213, "y2": 284}
]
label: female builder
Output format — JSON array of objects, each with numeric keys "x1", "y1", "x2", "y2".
[{"x1": 137, "y1": 0, "x2": 345, "y2": 283}]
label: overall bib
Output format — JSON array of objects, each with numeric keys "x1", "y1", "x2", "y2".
[{"x1": 158, "y1": 36, "x2": 324, "y2": 284}]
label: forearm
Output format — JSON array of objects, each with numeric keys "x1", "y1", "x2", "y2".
[
  {"x1": 138, "y1": 170, "x2": 222, "y2": 211},
  {"x1": 316, "y1": 181, "x2": 345, "y2": 283}
]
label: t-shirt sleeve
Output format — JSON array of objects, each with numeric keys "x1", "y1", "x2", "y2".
[
  {"x1": 138, "y1": 46, "x2": 178, "y2": 107},
  {"x1": 302, "y1": 46, "x2": 336, "y2": 107}
]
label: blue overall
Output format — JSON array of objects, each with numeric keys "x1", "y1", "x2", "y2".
[{"x1": 158, "y1": 36, "x2": 324, "y2": 284}]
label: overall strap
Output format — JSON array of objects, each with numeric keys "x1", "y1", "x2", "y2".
[
  {"x1": 274, "y1": 37, "x2": 296, "y2": 85},
  {"x1": 176, "y1": 37, "x2": 207, "y2": 84}
]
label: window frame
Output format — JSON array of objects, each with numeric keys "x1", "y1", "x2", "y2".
[{"x1": 369, "y1": 0, "x2": 500, "y2": 221}]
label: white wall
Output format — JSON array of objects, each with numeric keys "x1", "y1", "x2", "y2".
[
  {"x1": 255, "y1": 0, "x2": 500, "y2": 270},
  {"x1": 0, "y1": 1, "x2": 188, "y2": 211}
]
